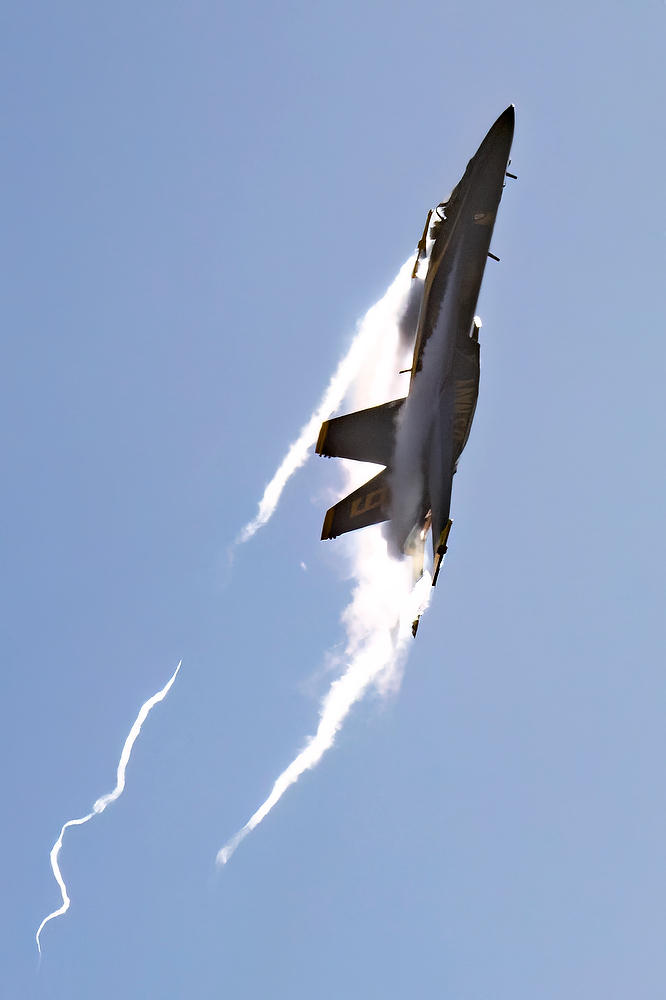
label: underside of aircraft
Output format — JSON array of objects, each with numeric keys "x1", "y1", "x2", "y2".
[{"x1": 317, "y1": 106, "x2": 515, "y2": 624}]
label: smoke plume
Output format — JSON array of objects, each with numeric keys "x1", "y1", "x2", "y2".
[
  {"x1": 36, "y1": 660, "x2": 181, "y2": 957},
  {"x1": 217, "y1": 540, "x2": 431, "y2": 865},
  {"x1": 217, "y1": 259, "x2": 432, "y2": 866}
]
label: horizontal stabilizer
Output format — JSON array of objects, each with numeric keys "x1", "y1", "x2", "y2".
[
  {"x1": 321, "y1": 470, "x2": 391, "y2": 540},
  {"x1": 316, "y1": 398, "x2": 405, "y2": 467}
]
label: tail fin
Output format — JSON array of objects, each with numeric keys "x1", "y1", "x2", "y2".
[
  {"x1": 316, "y1": 399, "x2": 405, "y2": 467},
  {"x1": 321, "y1": 470, "x2": 391, "y2": 540}
]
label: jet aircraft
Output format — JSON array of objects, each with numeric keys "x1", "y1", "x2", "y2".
[{"x1": 316, "y1": 107, "x2": 515, "y2": 631}]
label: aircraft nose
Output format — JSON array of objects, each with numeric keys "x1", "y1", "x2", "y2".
[
  {"x1": 495, "y1": 104, "x2": 515, "y2": 132},
  {"x1": 482, "y1": 104, "x2": 515, "y2": 150},
  {"x1": 475, "y1": 105, "x2": 515, "y2": 163}
]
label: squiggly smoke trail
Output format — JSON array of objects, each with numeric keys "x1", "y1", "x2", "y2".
[
  {"x1": 235, "y1": 258, "x2": 415, "y2": 546},
  {"x1": 36, "y1": 660, "x2": 182, "y2": 957},
  {"x1": 217, "y1": 261, "x2": 432, "y2": 866}
]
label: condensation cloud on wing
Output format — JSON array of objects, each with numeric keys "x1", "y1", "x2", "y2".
[{"x1": 217, "y1": 259, "x2": 432, "y2": 866}]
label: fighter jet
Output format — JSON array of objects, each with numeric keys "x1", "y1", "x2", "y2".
[{"x1": 316, "y1": 107, "x2": 515, "y2": 627}]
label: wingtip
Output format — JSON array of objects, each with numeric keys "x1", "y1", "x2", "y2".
[
  {"x1": 321, "y1": 506, "x2": 335, "y2": 540},
  {"x1": 315, "y1": 421, "x2": 329, "y2": 456}
]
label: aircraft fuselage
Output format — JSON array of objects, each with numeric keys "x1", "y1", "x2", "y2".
[
  {"x1": 317, "y1": 106, "x2": 515, "y2": 594},
  {"x1": 389, "y1": 107, "x2": 515, "y2": 578}
]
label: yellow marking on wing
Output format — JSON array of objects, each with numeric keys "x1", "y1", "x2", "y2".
[{"x1": 350, "y1": 486, "x2": 389, "y2": 519}]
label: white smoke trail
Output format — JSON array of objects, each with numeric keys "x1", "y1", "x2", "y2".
[
  {"x1": 235, "y1": 258, "x2": 415, "y2": 545},
  {"x1": 217, "y1": 261, "x2": 432, "y2": 866},
  {"x1": 35, "y1": 812, "x2": 94, "y2": 957},
  {"x1": 217, "y1": 548, "x2": 431, "y2": 865},
  {"x1": 36, "y1": 660, "x2": 182, "y2": 957}
]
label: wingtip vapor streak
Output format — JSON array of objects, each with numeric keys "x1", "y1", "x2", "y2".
[{"x1": 316, "y1": 107, "x2": 515, "y2": 634}]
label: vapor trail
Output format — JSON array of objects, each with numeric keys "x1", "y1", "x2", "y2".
[
  {"x1": 217, "y1": 553, "x2": 431, "y2": 865},
  {"x1": 217, "y1": 258, "x2": 431, "y2": 866},
  {"x1": 36, "y1": 660, "x2": 182, "y2": 956},
  {"x1": 235, "y1": 258, "x2": 414, "y2": 545}
]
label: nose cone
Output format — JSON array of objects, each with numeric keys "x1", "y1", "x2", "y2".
[
  {"x1": 491, "y1": 104, "x2": 515, "y2": 139},
  {"x1": 474, "y1": 104, "x2": 515, "y2": 165}
]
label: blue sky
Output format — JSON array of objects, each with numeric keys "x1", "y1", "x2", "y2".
[{"x1": 2, "y1": 2, "x2": 664, "y2": 997}]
